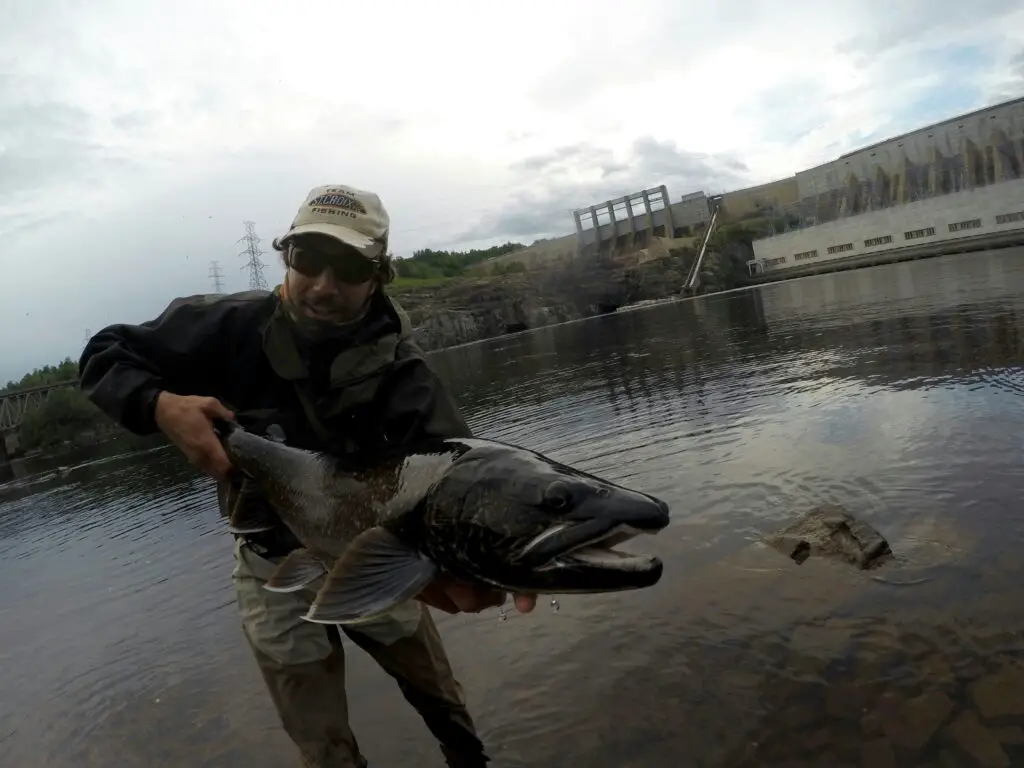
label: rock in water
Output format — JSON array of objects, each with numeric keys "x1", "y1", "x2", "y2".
[{"x1": 763, "y1": 504, "x2": 893, "y2": 570}]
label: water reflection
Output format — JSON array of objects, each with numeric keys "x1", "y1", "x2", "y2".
[{"x1": 4, "y1": 248, "x2": 1024, "y2": 766}]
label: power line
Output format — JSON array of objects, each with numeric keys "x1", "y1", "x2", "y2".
[
  {"x1": 208, "y1": 260, "x2": 225, "y2": 293},
  {"x1": 238, "y1": 221, "x2": 269, "y2": 291}
]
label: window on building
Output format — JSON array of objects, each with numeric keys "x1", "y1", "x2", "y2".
[
  {"x1": 793, "y1": 250, "x2": 819, "y2": 261},
  {"x1": 827, "y1": 243, "x2": 854, "y2": 254},
  {"x1": 995, "y1": 211, "x2": 1024, "y2": 225},
  {"x1": 948, "y1": 218, "x2": 982, "y2": 232},
  {"x1": 864, "y1": 235, "x2": 893, "y2": 247},
  {"x1": 904, "y1": 227, "x2": 936, "y2": 240}
]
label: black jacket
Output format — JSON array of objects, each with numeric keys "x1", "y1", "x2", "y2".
[{"x1": 79, "y1": 289, "x2": 472, "y2": 456}]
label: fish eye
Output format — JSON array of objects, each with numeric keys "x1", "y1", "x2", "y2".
[{"x1": 544, "y1": 481, "x2": 572, "y2": 510}]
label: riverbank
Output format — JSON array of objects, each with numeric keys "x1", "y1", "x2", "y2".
[{"x1": 399, "y1": 234, "x2": 755, "y2": 350}]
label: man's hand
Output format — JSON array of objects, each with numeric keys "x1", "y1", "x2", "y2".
[
  {"x1": 417, "y1": 575, "x2": 537, "y2": 615},
  {"x1": 154, "y1": 392, "x2": 236, "y2": 481}
]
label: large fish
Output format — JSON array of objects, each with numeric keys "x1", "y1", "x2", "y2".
[{"x1": 214, "y1": 420, "x2": 670, "y2": 626}]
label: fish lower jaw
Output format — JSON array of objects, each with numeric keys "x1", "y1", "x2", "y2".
[{"x1": 538, "y1": 546, "x2": 661, "y2": 572}]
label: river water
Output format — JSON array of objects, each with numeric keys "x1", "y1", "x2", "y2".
[{"x1": 4, "y1": 248, "x2": 1024, "y2": 767}]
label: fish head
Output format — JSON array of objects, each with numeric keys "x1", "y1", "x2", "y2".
[{"x1": 417, "y1": 440, "x2": 670, "y2": 594}]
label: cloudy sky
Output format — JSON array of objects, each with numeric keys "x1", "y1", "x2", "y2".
[{"x1": 2, "y1": 0, "x2": 1022, "y2": 383}]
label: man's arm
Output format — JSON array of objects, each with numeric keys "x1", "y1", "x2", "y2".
[{"x1": 80, "y1": 294, "x2": 237, "y2": 434}]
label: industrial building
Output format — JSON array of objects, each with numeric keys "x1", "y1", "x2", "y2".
[
  {"x1": 745, "y1": 95, "x2": 1024, "y2": 277},
  {"x1": 748, "y1": 178, "x2": 1024, "y2": 275},
  {"x1": 718, "y1": 177, "x2": 800, "y2": 222},
  {"x1": 546, "y1": 96, "x2": 1024, "y2": 276},
  {"x1": 789, "y1": 96, "x2": 1024, "y2": 224}
]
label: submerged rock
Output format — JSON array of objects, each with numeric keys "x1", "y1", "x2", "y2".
[
  {"x1": 971, "y1": 665, "x2": 1024, "y2": 720},
  {"x1": 947, "y1": 710, "x2": 1010, "y2": 767},
  {"x1": 882, "y1": 690, "x2": 954, "y2": 750},
  {"x1": 763, "y1": 503, "x2": 894, "y2": 570}
]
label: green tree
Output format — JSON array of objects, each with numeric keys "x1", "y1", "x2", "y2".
[
  {"x1": 393, "y1": 241, "x2": 527, "y2": 280},
  {"x1": 19, "y1": 387, "x2": 106, "y2": 450},
  {"x1": 1, "y1": 358, "x2": 119, "y2": 452},
  {"x1": 2, "y1": 356, "x2": 79, "y2": 393}
]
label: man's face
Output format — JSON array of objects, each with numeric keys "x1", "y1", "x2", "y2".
[{"x1": 285, "y1": 234, "x2": 378, "y2": 324}]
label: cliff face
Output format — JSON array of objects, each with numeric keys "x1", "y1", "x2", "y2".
[
  {"x1": 398, "y1": 277, "x2": 579, "y2": 351},
  {"x1": 397, "y1": 239, "x2": 718, "y2": 351}
]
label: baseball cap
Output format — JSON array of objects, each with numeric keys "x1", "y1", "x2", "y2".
[{"x1": 278, "y1": 184, "x2": 390, "y2": 259}]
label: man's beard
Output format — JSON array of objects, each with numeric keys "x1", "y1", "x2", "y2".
[
  {"x1": 302, "y1": 299, "x2": 364, "y2": 323},
  {"x1": 280, "y1": 280, "x2": 372, "y2": 340}
]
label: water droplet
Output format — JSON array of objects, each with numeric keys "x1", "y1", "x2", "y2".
[{"x1": 550, "y1": 598, "x2": 560, "y2": 612}]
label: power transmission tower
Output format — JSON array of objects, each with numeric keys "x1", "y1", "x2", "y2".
[
  {"x1": 238, "y1": 221, "x2": 269, "y2": 291},
  {"x1": 208, "y1": 260, "x2": 225, "y2": 293}
]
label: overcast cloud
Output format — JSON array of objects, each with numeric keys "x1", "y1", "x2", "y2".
[{"x1": 1, "y1": 0, "x2": 1022, "y2": 382}]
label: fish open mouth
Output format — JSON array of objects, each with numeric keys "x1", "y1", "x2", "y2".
[
  {"x1": 527, "y1": 524, "x2": 662, "y2": 573},
  {"x1": 511, "y1": 493, "x2": 669, "y2": 588}
]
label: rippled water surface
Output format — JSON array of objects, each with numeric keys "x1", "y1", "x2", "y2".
[{"x1": 5, "y1": 248, "x2": 1024, "y2": 766}]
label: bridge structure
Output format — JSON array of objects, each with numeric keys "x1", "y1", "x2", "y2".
[{"x1": 0, "y1": 379, "x2": 79, "y2": 460}]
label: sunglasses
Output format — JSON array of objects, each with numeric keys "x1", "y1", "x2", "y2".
[{"x1": 287, "y1": 244, "x2": 379, "y2": 285}]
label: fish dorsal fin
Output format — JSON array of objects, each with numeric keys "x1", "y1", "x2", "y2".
[
  {"x1": 303, "y1": 527, "x2": 437, "y2": 625},
  {"x1": 384, "y1": 449, "x2": 460, "y2": 518}
]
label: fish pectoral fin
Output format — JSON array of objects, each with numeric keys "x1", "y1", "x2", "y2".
[
  {"x1": 265, "y1": 548, "x2": 328, "y2": 593},
  {"x1": 303, "y1": 527, "x2": 437, "y2": 625}
]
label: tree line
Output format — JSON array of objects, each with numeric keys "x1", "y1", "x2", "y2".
[
  {"x1": 1, "y1": 357, "x2": 114, "y2": 453},
  {"x1": 2, "y1": 357, "x2": 79, "y2": 394},
  {"x1": 393, "y1": 241, "x2": 526, "y2": 280}
]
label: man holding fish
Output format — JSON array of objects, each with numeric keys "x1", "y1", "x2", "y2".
[{"x1": 79, "y1": 184, "x2": 538, "y2": 767}]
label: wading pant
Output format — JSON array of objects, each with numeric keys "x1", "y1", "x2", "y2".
[{"x1": 231, "y1": 538, "x2": 489, "y2": 768}]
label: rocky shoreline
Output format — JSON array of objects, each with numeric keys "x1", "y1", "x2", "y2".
[{"x1": 398, "y1": 239, "x2": 748, "y2": 351}]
